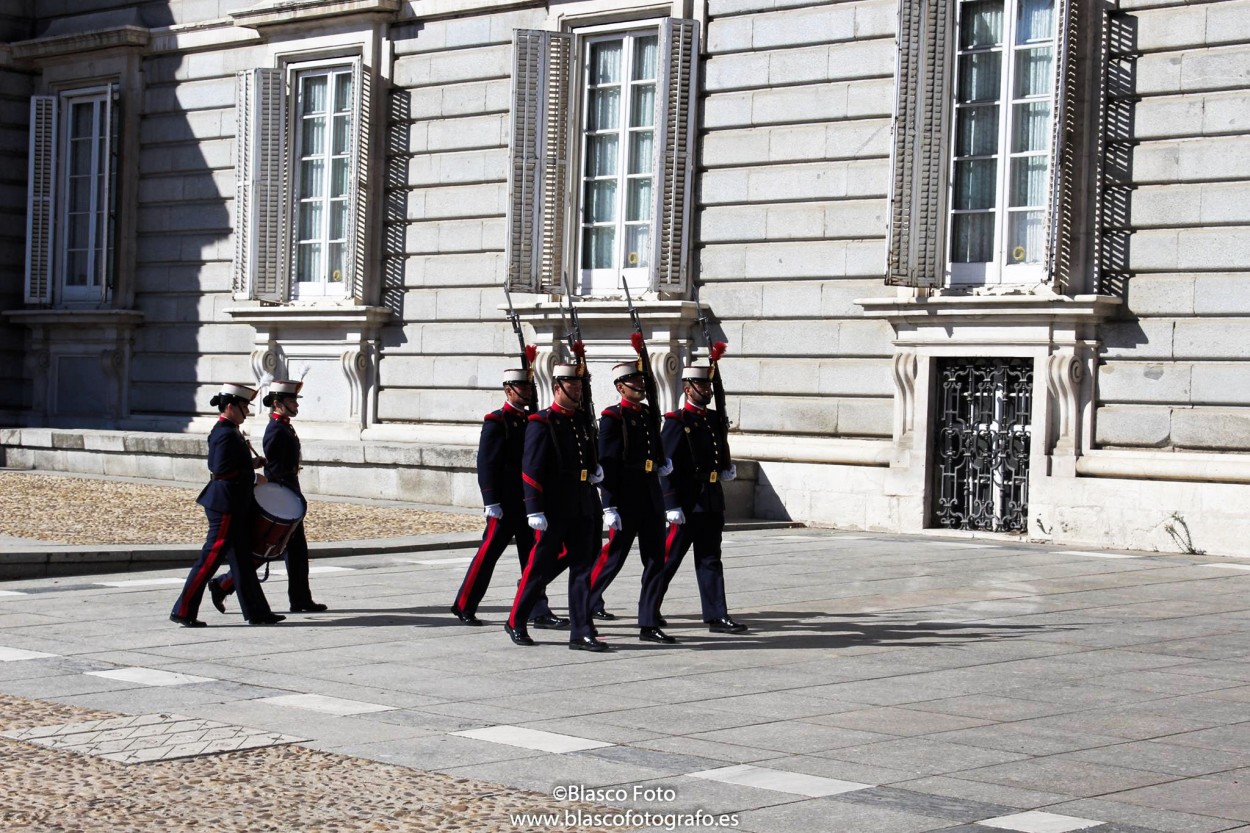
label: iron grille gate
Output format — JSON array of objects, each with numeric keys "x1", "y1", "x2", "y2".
[{"x1": 932, "y1": 358, "x2": 1033, "y2": 533}]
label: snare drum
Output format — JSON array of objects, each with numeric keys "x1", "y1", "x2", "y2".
[{"x1": 251, "y1": 483, "x2": 306, "y2": 560}]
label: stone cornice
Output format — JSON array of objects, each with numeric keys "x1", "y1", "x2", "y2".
[
  {"x1": 225, "y1": 304, "x2": 391, "y2": 330},
  {"x1": 2, "y1": 309, "x2": 144, "y2": 328},
  {"x1": 856, "y1": 293, "x2": 1122, "y2": 325},
  {"x1": 506, "y1": 298, "x2": 698, "y2": 327},
  {"x1": 10, "y1": 26, "x2": 150, "y2": 61},
  {"x1": 231, "y1": 0, "x2": 402, "y2": 30}
]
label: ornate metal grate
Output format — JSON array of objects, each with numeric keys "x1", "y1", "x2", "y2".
[{"x1": 932, "y1": 358, "x2": 1033, "y2": 533}]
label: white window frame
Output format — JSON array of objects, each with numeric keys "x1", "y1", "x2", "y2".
[{"x1": 947, "y1": 0, "x2": 1058, "y2": 287}]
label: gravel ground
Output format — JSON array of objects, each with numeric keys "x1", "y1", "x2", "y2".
[
  {"x1": 0, "y1": 472, "x2": 482, "y2": 546},
  {"x1": 0, "y1": 694, "x2": 616, "y2": 832}
]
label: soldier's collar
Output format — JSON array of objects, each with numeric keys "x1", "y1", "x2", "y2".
[
  {"x1": 550, "y1": 401, "x2": 576, "y2": 416},
  {"x1": 502, "y1": 401, "x2": 524, "y2": 415},
  {"x1": 620, "y1": 398, "x2": 643, "y2": 412},
  {"x1": 271, "y1": 412, "x2": 291, "y2": 424},
  {"x1": 683, "y1": 402, "x2": 707, "y2": 416}
]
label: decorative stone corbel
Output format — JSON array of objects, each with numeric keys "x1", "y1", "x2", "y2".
[
  {"x1": 251, "y1": 347, "x2": 282, "y2": 382},
  {"x1": 1045, "y1": 353, "x2": 1083, "y2": 458},
  {"x1": 651, "y1": 350, "x2": 682, "y2": 414},
  {"x1": 891, "y1": 349, "x2": 918, "y2": 443},
  {"x1": 532, "y1": 347, "x2": 559, "y2": 403},
  {"x1": 341, "y1": 348, "x2": 371, "y2": 419}
]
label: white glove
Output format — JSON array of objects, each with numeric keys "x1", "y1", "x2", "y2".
[
  {"x1": 658, "y1": 458, "x2": 674, "y2": 477},
  {"x1": 484, "y1": 503, "x2": 503, "y2": 519},
  {"x1": 720, "y1": 464, "x2": 737, "y2": 482},
  {"x1": 665, "y1": 508, "x2": 686, "y2": 525},
  {"x1": 527, "y1": 512, "x2": 548, "y2": 531},
  {"x1": 603, "y1": 507, "x2": 622, "y2": 531},
  {"x1": 589, "y1": 464, "x2": 604, "y2": 485}
]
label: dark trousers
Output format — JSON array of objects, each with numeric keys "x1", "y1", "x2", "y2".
[
  {"x1": 217, "y1": 521, "x2": 312, "y2": 608},
  {"x1": 588, "y1": 510, "x2": 665, "y2": 618},
  {"x1": 509, "y1": 514, "x2": 599, "y2": 639},
  {"x1": 642, "y1": 510, "x2": 727, "y2": 625},
  {"x1": 454, "y1": 512, "x2": 553, "y2": 619},
  {"x1": 173, "y1": 508, "x2": 272, "y2": 622}
]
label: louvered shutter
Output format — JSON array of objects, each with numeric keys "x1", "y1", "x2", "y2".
[
  {"x1": 98, "y1": 85, "x2": 115, "y2": 302},
  {"x1": 886, "y1": 0, "x2": 951, "y2": 288},
  {"x1": 505, "y1": 30, "x2": 572, "y2": 294},
  {"x1": 25, "y1": 95, "x2": 57, "y2": 305},
  {"x1": 347, "y1": 59, "x2": 369, "y2": 302},
  {"x1": 651, "y1": 18, "x2": 699, "y2": 294},
  {"x1": 1045, "y1": 0, "x2": 1081, "y2": 292},
  {"x1": 234, "y1": 68, "x2": 287, "y2": 303}
]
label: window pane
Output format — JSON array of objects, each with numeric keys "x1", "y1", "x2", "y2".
[
  {"x1": 334, "y1": 72, "x2": 353, "y2": 112},
  {"x1": 956, "y1": 105, "x2": 999, "y2": 156},
  {"x1": 301, "y1": 116, "x2": 325, "y2": 155},
  {"x1": 588, "y1": 88, "x2": 620, "y2": 131},
  {"x1": 1008, "y1": 210, "x2": 1044, "y2": 263},
  {"x1": 587, "y1": 135, "x2": 618, "y2": 177},
  {"x1": 632, "y1": 36, "x2": 658, "y2": 80},
  {"x1": 958, "y1": 52, "x2": 1002, "y2": 103},
  {"x1": 1009, "y1": 155, "x2": 1048, "y2": 207},
  {"x1": 71, "y1": 137, "x2": 93, "y2": 174},
  {"x1": 332, "y1": 114, "x2": 351, "y2": 155},
  {"x1": 330, "y1": 201, "x2": 348, "y2": 239},
  {"x1": 1014, "y1": 47, "x2": 1053, "y2": 97},
  {"x1": 301, "y1": 76, "x2": 327, "y2": 114},
  {"x1": 67, "y1": 213, "x2": 90, "y2": 248},
  {"x1": 953, "y1": 159, "x2": 997, "y2": 210},
  {"x1": 630, "y1": 85, "x2": 655, "y2": 128},
  {"x1": 626, "y1": 178, "x2": 652, "y2": 222},
  {"x1": 297, "y1": 242, "x2": 321, "y2": 282},
  {"x1": 330, "y1": 158, "x2": 350, "y2": 198},
  {"x1": 65, "y1": 250, "x2": 89, "y2": 286},
  {"x1": 590, "y1": 41, "x2": 621, "y2": 84},
  {"x1": 300, "y1": 159, "x2": 325, "y2": 198},
  {"x1": 585, "y1": 181, "x2": 617, "y2": 223},
  {"x1": 951, "y1": 213, "x2": 995, "y2": 263},
  {"x1": 328, "y1": 242, "x2": 346, "y2": 282},
  {"x1": 624, "y1": 225, "x2": 650, "y2": 268},
  {"x1": 1011, "y1": 101, "x2": 1051, "y2": 152},
  {"x1": 298, "y1": 202, "x2": 322, "y2": 241},
  {"x1": 583, "y1": 227, "x2": 614, "y2": 268},
  {"x1": 628, "y1": 131, "x2": 654, "y2": 175},
  {"x1": 1017, "y1": 0, "x2": 1055, "y2": 43},
  {"x1": 68, "y1": 175, "x2": 92, "y2": 212},
  {"x1": 960, "y1": 1, "x2": 1004, "y2": 48}
]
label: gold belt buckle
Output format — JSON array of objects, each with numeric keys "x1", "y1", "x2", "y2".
[
  {"x1": 580, "y1": 469, "x2": 588, "y2": 481},
  {"x1": 645, "y1": 459, "x2": 653, "y2": 472},
  {"x1": 709, "y1": 471, "x2": 718, "y2": 483}
]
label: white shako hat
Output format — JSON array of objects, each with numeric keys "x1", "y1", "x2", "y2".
[
  {"x1": 552, "y1": 363, "x2": 582, "y2": 380},
  {"x1": 502, "y1": 368, "x2": 530, "y2": 384},
  {"x1": 612, "y1": 360, "x2": 644, "y2": 382},
  {"x1": 682, "y1": 360, "x2": 713, "y2": 381},
  {"x1": 217, "y1": 382, "x2": 258, "y2": 401},
  {"x1": 263, "y1": 380, "x2": 303, "y2": 407}
]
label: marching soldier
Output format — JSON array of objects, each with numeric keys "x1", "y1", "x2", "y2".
[
  {"x1": 504, "y1": 363, "x2": 607, "y2": 651},
  {"x1": 171, "y1": 383, "x2": 282, "y2": 627},
  {"x1": 209, "y1": 380, "x2": 326, "y2": 615},
  {"x1": 646, "y1": 361, "x2": 748, "y2": 634},
  {"x1": 591, "y1": 361, "x2": 678, "y2": 643},
  {"x1": 451, "y1": 368, "x2": 567, "y2": 629}
]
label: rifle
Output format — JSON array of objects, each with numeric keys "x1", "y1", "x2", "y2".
[
  {"x1": 559, "y1": 274, "x2": 599, "y2": 469},
  {"x1": 692, "y1": 284, "x2": 731, "y2": 462},
  {"x1": 620, "y1": 276, "x2": 664, "y2": 451},
  {"x1": 503, "y1": 285, "x2": 539, "y2": 416}
]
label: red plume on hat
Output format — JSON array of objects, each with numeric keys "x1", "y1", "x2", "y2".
[
  {"x1": 710, "y1": 341, "x2": 728, "y2": 362},
  {"x1": 572, "y1": 340, "x2": 586, "y2": 359},
  {"x1": 630, "y1": 331, "x2": 645, "y2": 355},
  {"x1": 524, "y1": 344, "x2": 538, "y2": 364}
]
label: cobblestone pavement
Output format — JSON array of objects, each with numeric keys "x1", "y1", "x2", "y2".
[
  {"x1": 4, "y1": 530, "x2": 1250, "y2": 832},
  {"x1": 0, "y1": 471, "x2": 481, "y2": 545}
]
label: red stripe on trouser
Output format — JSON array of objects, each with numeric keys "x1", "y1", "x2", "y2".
[
  {"x1": 590, "y1": 529, "x2": 614, "y2": 588},
  {"x1": 178, "y1": 514, "x2": 233, "y2": 618},
  {"x1": 664, "y1": 522, "x2": 680, "y2": 564},
  {"x1": 508, "y1": 529, "x2": 542, "y2": 628},
  {"x1": 457, "y1": 516, "x2": 498, "y2": 611}
]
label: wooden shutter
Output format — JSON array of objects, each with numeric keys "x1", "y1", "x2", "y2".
[
  {"x1": 234, "y1": 68, "x2": 287, "y2": 303},
  {"x1": 25, "y1": 95, "x2": 57, "y2": 305},
  {"x1": 1045, "y1": 0, "x2": 1082, "y2": 292},
  {"x1": 651, "y1": 18, "x2": 699, "y2": 294},
  {"x1": 505, "y1": 30, "x2": 572, "y2": 294},
  {"x1": 886, "y1": 0, "x2": 952, "y2": 288},
  {"x1": 347, "y1": 59, "x2": 369, "y2": 302}
]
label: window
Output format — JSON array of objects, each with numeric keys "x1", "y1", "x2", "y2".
[
  {"x1": 24, "y1": 86, "x2": 116, "y2": 305},
  {"x1": 887, "y1": 0, "x2": 1088, "y2": 291},
  {"x1": 949, "y1": 0, "x2": 1056, "y2": 284},
  {"x1": 234, "y1": 59, "x2": 368, "y2": 304},
  {"x1": 505, "y1": 20, "x2": 698, "y2": 298}
]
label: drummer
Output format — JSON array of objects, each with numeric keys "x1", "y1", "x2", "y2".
[
  {"x1": 209, "y1": 380, "x2": 326, "y2": 615},
  {"x1": 172, "y1": 383, "x2": 282, "y2": 627}
]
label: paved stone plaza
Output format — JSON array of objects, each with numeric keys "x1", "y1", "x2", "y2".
[{"x1": 3, "y1": 529, "x2": 1250, "y2": 832}]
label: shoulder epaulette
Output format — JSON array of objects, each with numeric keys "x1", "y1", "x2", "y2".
[
  {"x1": 528, "y1": 412, "x2": 549, "y2": 423},
  {"x1": 601, "y1": 406, "x2": 623, "y2": 419},
  {"x1": 664, "y1": 411, "x2": 680, "y2": 420},
  {"x1": 484, "y1": 412, "x2": 503, "y2": 423}
]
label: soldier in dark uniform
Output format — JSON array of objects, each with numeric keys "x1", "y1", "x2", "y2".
[
  {"x1": 505, "y1": 363, "x2": 607, "y2": 652},
  {"x1": 648, "y1": 362, "x2": 748, "y2": 634},
  {"x1": 591, "y1": 360, "x2": 678, "y2": 643},
  {"x1": 209, "y1": 380, "x2": 326, "y2": 615},
  {"x1": 171, "y1": 383, "x2": 282, "y2": 627},
  {"x1": 451, "y1": 368, "x2": 566, "y2": 629}
]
